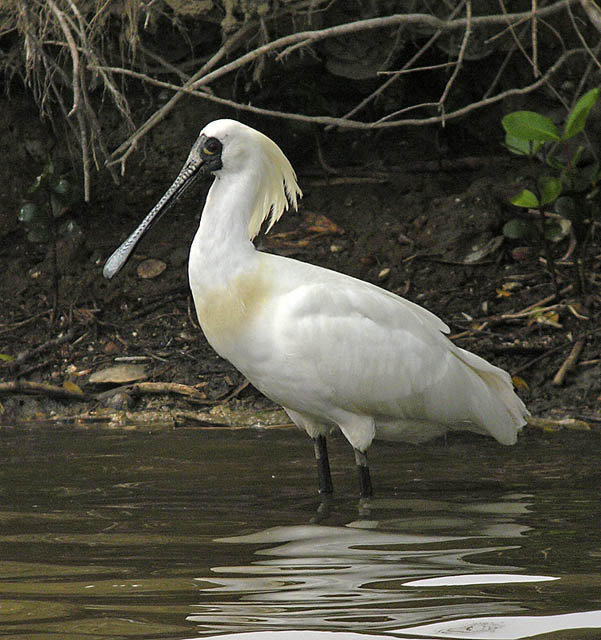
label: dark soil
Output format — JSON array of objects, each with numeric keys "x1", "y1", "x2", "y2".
[{"x1": 1, "y1": 94, "x2": 600, "y2": 431}]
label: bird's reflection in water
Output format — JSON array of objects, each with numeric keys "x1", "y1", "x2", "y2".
[{"x1": 188, "y1": 494, "x2": 543, "y2": 634}]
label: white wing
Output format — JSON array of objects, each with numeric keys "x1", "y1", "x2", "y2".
[{"x1": 267, "y1": 257, "x2": 527, "y2": 446}]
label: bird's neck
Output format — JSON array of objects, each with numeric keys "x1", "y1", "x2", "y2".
[{"x1": 189, "y1": 170, "x2": 260, "y2": 289}]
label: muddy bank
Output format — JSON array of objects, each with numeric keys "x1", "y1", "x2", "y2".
[{"x1": 0, "y1": 92, "x2": 599, "y2": 433}]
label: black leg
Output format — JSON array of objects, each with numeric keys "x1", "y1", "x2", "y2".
[
  {"x1": 313, "y1": 434, "x2": 333, "y2": 495},
  {"x1": 354, "y1": 448, "x2": 373, "y2": 498}
]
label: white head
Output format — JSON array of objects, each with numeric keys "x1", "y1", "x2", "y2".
[
  {"x1": 200, "y1": 119, "x2": 302, "y2": 239},
  {"x1": 103, "y1": 119, "x2": 302, "y2": 279}
]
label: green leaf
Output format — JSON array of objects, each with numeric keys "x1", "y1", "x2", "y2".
[
  {"x1": 579, "y1": 160, "x2": 599, "y2": 187},
  {"x1": 504, "y1": 134, "x2": 543, "y2": 157},
  {"x1": 43, "y1": 157, "x2": 55, "y2": 178},
  {"x1": 27, "y1": 173, "x2": 44, "y2": 194},
  {"x1": 502, "y1": 111, "x2": 561, "y2": 142},
  {"x1": 51, "y1": 194, "x2": 68, "y2": 218},
  {"x1": 17, "y1": 202, "x2": 40, "y2": 223},
  {"x1": 59, "y1": 219, "x2": 80, "y2": 236},
  {"x1": 546, "y1": 153, "x2": 566, "y2": 171},
  {"x1": 565, "y1": 165, "x2": 597, "y2": 193},
  {"x1": 51, "y1": 177, "x2": 71, "y2": 197},
  {"x1": 510, "y1": 188, "x2": 540, "y2": 208},
  {"x1": 27, "y1": 225, "x2": 50, "y2": 243},
  {"x1": 0, "y1": 353, "x2": 15, "y2": 362},
  {"x1": 563, "y1": 88, "x2": 599, "y2": 140},
  {"x1": 569, "y1": 144, "x2": 586, "y2": 168},
  {"x1": 503, "y1": 218, "x2": 537, "y2": 239},
  {"x1": 555, "y1": 196, "x2": 576, "y2": 217},
  {"x1": 544, "y1": 216, "x2": 571, "y2": 242},
  {"x1": 538, "y1": 175, "x2": 562, "y2": 206}
]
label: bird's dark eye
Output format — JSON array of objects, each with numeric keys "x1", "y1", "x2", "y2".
[{"x1": 203, "y1": 138, "x2": 221, "y2": 156}]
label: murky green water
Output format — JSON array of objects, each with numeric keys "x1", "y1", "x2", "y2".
[{"x1": 1, "y1": 424, "x2": 601, "y2": 640}]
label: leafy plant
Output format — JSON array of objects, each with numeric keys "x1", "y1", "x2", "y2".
[
  {"x1": 18, "y1": 158, "x2": 75, "y2": 242},
  {"x1": 502, "y1": 88, "x2": 600, "y2": 297},
  {"x1": 17, "y1": 158, "x2": 77, "y2": 325}
]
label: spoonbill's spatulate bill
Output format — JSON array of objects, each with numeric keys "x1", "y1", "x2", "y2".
[{"x1": 104, "y1": 119, "x2": 529, "y2": 498}]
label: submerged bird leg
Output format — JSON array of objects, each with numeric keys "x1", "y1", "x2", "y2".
[
  {"x1": 313, "y1": 435, "x2": 333, "y2": 494},
  {"x1": 354, "y1": 449, "x2": 373, "y2": 498},
  {"x1": 310, "y1": 493, "x2": 333, "y2": 524}
]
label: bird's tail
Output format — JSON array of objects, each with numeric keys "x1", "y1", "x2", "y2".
[{"x1": 451, "y1": 346, "x2": 529, "y2": 445}]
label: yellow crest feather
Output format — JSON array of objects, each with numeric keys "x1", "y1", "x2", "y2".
[{"x1": 247, "y1": 129, "x2": 302, "y2": 240}]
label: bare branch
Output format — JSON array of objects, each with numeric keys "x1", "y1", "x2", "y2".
[
  {"x1": 65, "y1": 0, "x2": 135, "y2": 131},
  {"x1": 94, "y1": 48, "x2": 584, "y2": 132},
  {"x1": 46, "y1": 0, "x2": 91, "y2": 201},
  {"x1": 439, "y1": 0, "x2": 472, "y2": 122},
  {"x1": 532, "y1": 0, "x2": 539, "y2": 76},
  {"x1": 580, "y1": 0, "x2": 601, "y2": 32},
  {"x1": 337, "y1": 0, "x2": 467, "y2": 128},
  {"x1": 568, "y1": 0, "x2": 601, "y2": 68},
  {"x1": 103, "y1": 0, "x2": 576, "y2": 169},
  {"x1": 107, "y1": 20, "x2": 257, "y2": 174}
]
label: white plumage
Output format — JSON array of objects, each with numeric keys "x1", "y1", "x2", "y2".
[{"x1": 104, "y1": 119, "x2": 529, "y2": 497}]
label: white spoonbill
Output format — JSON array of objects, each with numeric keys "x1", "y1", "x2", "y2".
[{"x1": 104, "y1": 119, "x2": 529, "y2": 498}]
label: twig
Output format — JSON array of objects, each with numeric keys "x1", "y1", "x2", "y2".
[
  {"x1": 495, "y1": 284, "x2": 573, "y2": 320},
  {"x1": 451, "y1": 285, "x2": 574, "y2": 341},
  {"x1": 366, "y1": 1, "x2": 468, "y2": 127},
  {"x1": 174, "y1": 411, "x2": 294, "y2": 429},
  {"x1": 314, "y1": 128, "x2": 339, "y2": 175},
  {"x1": 95, "y1": 47, "x2": 583, "y2": 135},
  {"x1": 439, "y1": 0, "x2": 472, "y2": 121},
  {"x1": 532, "y1": 0, "x2": 539, "y2": 77},
  {"x1": 173, "y1": 412, "x2": 233, "y2": 428},
  {"x1": 483, "y1": 39, "x2": 518, "y2": 99},
  {"x1": 220, "y1": 379, "x2": 251, "y2": 403},
  {"x1": 49, "y1": 222, "x2": 59, "y2": 328},
  {"x1": 0, "y1": 310, "x2": 51, "y2": 336},
  {"x1": 6, "y1": 328, "x2": 75, "y2": 368},
  {"x1": 512, "y1": 340, "x2": 571, "y2": 375},
  {"x1": 46, "y1": 0, "x2": 91, "y2": 201},
  {"x1": 106, "y1": 20, "x2": 257, "y2": 173},
  {"x1": 269, "y1": 2, "x2": 573, "y2": 56},
  {"x1": 378, "y1": 62, "x2": 458, "y2": 75},
  {"x1": 580, "y1": 0, "x2": 601, "y2": 33},
  {"x1": 568, "y1": 0, "x2": 601, "y2": 69},
  {"x1": 62, "y1": 0, "x2": 129, "y2": 184},
  {"x1": 65, "y1": 0, "x2": 134, "y2": 130},
  {"x1": 497, "y1": 0, "x2": 538, "y2": 76},
  {"x1": 187, "y1": 295, "x2": 200, "y2": 330},
  {"x1": 0, "y1": 380, "x2": 86, "y2": 400},
  {"x1": 106, "y1": 378, "x2": 251, "y2": 406},
  {"x1": 139, "y1": 44, "x2": 194, "y2": 83},
  {"x1": 103, "y1": 0, "x2": 576, "y2": 169},
  {"x1": 10, "y1": 357, "x2": 55, "y2": 379},
  {"x1": 552, "y1": 338, "x2": 585, "y2": 385},
  {"x1": 129, "y1": 381, "x2": 207, "y2": 399},
  {"x1": 307, "y1": 176, "x2": 389, "y2": 186}
]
